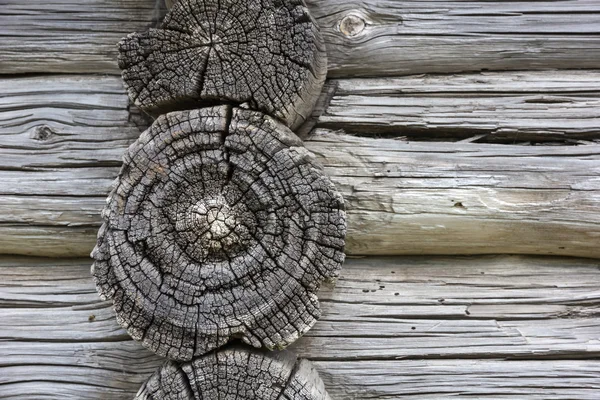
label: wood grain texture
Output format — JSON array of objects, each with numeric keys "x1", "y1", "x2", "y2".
[
  {"x1": 1, "y1": 75, "x2": 599, "y2": 258},
  {"x1": 1, "y1": 255, "x2": 599, "y2": 399},
  {"x1": 319, "y1": 71, "x2": 600, "y2": 143},
  {"x1": 310, "y1": 130, "x2": 600, "y2": 258},
  {"x1": 0, "y1": 75, "x2": 138, "y2": 257},
  {"x1": 0, "y1": 0, "x2": 165, "y2": 75},
  {"x1": 307, "y1": 0, "x2": 600, "y2": 77},
  {"x1": 2, "y1": 0, "x2": 600, "y2": 76}
]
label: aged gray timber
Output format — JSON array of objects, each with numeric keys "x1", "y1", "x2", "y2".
[
  {"x1": 1, "y1": 75, "x2": 599, "y2": 258},
  {"x1": 0, "y1": 0, "x2": 165, "y2": 75},
  {"x1": 319, "y1": 71, "x2": 600, "y2": 142},
  {"x1": 307, "y1": 0, "x2": 600, "y2": 77},
  {"x1": 118, "y1": 0, "x2": 327, "y2": 130},
  {"x1": 2, "y1": 0, "x2": 600, "y2": 76},
  {"x1": 1, "y1": 255, "x2": 599, "y2": 399},
  {"x1": 92, "y1": 105, "x2": 345, "y2": 360},
  {"x1": 310, "y1": 130, "x2": 600, "y2": 258},
  {"x1": 136, "y1": 347, "x2": 331, "y2": 399}
]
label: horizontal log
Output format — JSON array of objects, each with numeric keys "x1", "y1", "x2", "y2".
[
  {"x1": 1, "y1": 75, "x2": 600, "y2": 258},
  {"x1": 3, "y1": 356, "x2": 599, "y2": 400},
  {"x1": 320, "y1": 71, "x2": 600, "y2": 142},
  {"x1": 2, "y1": 0, "x2": 600, "y2": 76},
  {"x1": 0, "y1": 0, "x2": 164, "y2": 75},
  {"x1": 315, "y1": 360, "x2": 600, "y2": 399},
  {"x1": 309, "y1": 0, "x2": 600, "y2": 77},
  {"x1": 312, "y1": 130, "x2": 600, "y2": 258},
  {"x1": 1, "y1": 255, "x2": 599, "y2": 398}
]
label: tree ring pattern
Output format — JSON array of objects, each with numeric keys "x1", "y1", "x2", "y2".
[
  {"x1": 136, "y1": 346, "x2": 332, "y2": 399},
  {"x1": 118, "y1": 0, "x2": 327, "y2": 130},
  {"x1": 92, "y1": 105, "x2": 346, "y2": 361}
]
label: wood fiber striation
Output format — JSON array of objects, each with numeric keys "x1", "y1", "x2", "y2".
[
  {"x1": 91, "y1": 105, "x2": 346, "y2": 361},
  {"x1": 136, "y1": 346, "x2": 330, "y2": 399},
  {"x1": 118, "y1": 0, "x2": 327, "y2": 130}
]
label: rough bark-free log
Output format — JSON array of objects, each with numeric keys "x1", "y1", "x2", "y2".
[
  {"x1": 1, "y1": 74, "x2": 599, "y2": 258},
  {"x1": 2, "y1": 0, "x2": 600, "y2": 77},
  {"x1": 2, "y1": 255, "x2": 600, "y2": 399},
  {"x1": 118, "y1": 0, "x2": 327, "y2": 130},
  {"x1": 310, "y1": 130, "x2": 600, "y2": 258},
  {"x1": 318, "y1": 71, "x2": 600, "y2": 143},
  {"x1": 92, "y1": 105, "x2": 346, "y2": 360},
  {"x1": 307, "y1": 0, "x2": 600, "y2": 77},
  {"x1": 136, "y1": 346, "x2": 330, "y2": 399}
]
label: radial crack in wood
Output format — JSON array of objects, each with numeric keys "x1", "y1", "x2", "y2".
[
  {"x1": 118, "y1": 0, "x2": 327, "y2": 130},
  {"x1": 91, "y1": 105, "x2": 346, "y2": 361},
  {"x1": 136, "y1": 346, "x2": 331, "y2": 399}
]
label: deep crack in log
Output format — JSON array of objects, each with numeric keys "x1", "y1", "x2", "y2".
[
  {"x1": 118, "y1": 0, "x2": 327, "y2": 130},
  {"x1": 91, "y1": 105, "x2": 346, "y2": 361},
  {"x1": 136, "y1": 346, "x2": 331, "y2": 399}
]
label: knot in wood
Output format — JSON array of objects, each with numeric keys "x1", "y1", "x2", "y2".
[
  {"x1": 118, "y1": 0, "x2": 328, "y2": 130},
  {"x1": 29, "y1": 125, "x2": 54, "y2": 141},
  {"x1": 92, "y1": 105, "x2": 346, "y2": 361},
  {"x1": 339, "y1": 14, "x2": 366, "y2": 37},
  {"x1": 136, "y1": 346, "x2": 331, "y2": 400}
]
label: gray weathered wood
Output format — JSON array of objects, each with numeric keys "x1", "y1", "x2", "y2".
[
  {"x1": 118, "y1": 0, "x2": 327, "y2": 130},
  {"x1": 310, "y1": 131, "x2": 600, "y2": 258},
  {"x1": 91, "y1": 105, "x2": 345, "y2": 360},
  {"x1": 0, "y1": 0, "x2": 166, "y2": 75},
  {"x1": 4, "y1": 1, "x2": 599, "y2": 399},
  {"x1": 307, "y1": 0, "x2": 600, "y2": 77},
  {"x1": 0, "y1": 75, "x2": 138, "y2": 257},
  {"x1": 3, "y1": 256, "x2": 600, "y2": 359},
  {"x1": 319, "y1": 71, "x2": 600, "y2": 143},
  {"x1": 1, "y1": 255, "x2": 599, "y2": 398},
  {"x1": 0, "y1": 76, "x2": 600, "y2": 257},
  {"x1": 136, "y1": 347, "x2": 331, "y2": 399},
  {"x1": 2, "y1": 0, "x2": 600, "y2": 77},
  {"x1": 1, "y1": 74, "x2": 599, "y2": 258}
]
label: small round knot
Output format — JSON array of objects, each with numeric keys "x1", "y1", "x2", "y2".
[
  {"x1": 339, "y1": 14, "x2": 366, "y2": 37},
  {"x1": 29, "y1": 125, "x2": 55, "y2": 141}
]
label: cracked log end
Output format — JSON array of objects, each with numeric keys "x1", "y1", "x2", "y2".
[
  {"x1": 118, "y1": 0, "x2": 327, "y2": 130},
  {"x1": 136, "y1": 346, "x2": 331, "y2": 399},
  {"x1": 91, "y1": 105, "x2": 346, "y2": 361}
]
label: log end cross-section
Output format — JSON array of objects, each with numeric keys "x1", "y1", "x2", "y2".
[
  {"x1": 91, "y1": 105, "x2": 346, "y2": 361},
  {"x1": 118, "y1": 0, "x2": 327, "y2": 130},
  {"x1": 136, "y1": 346, "x2": 331, "y2": 399}
]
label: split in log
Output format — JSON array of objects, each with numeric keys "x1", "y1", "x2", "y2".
[
  {"x1": 92, "y1": 105, "x2": 346, "y2": 360},
  {"x1": 318, "y1": 71, "x2": 600, "y2": 143},
  {"x1": 136, "y1": 346, "x2": 330, "y2": 399},
  {"x1": 118, "y1": 0, "x2": 327, "y2": 130}
]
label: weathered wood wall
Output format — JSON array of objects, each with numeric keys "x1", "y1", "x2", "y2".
[
  {"x1": 1, "y1": 0, "x2": 599, "y2": 398},
  {"x1": 2, "y1": 255, "x2": 600, "y2": 399},
  {"x1": 3, "y1": 0, "x2": 600, "y2": 76},
  {"x1": 1, "y1": 75, "x2": 599, "y2": 258}
]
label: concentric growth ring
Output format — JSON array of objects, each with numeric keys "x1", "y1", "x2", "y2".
[
  {"x1": 92, "y1": 105, "x2": 346, "y2": 361},
  {"x1": 136, "y1": 346, "x2": 331, "y2": 399},
  {"x1": 118, "y1": 0, "x2": 327, "y2": 130}
]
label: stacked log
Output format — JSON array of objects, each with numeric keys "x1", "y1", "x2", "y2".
[{"x1": 91, "y1": 0, "x2": 345, "y2": 397}]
